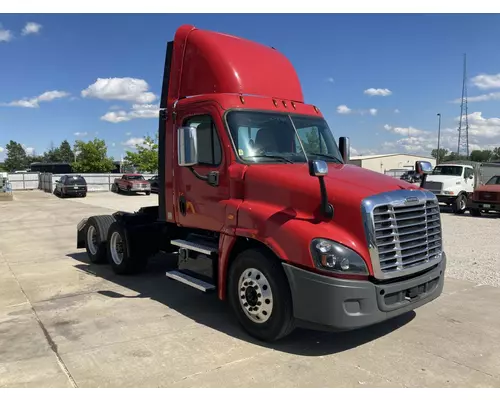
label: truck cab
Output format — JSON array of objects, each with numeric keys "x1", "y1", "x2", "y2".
[
  {"x1": 76, "y1": 24, "x2": 446, "y2": 342},
  {"x1": 422, "y1": 163, "x2": 475, "y2": 213}
]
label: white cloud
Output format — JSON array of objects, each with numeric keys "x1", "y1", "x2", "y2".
[
  {"x1": 21, "y1": 22, "x2": 42, "y2": 36},
  {"x1": 0, "y1": 146, "x2": 4, "y2": 153},
  {"x1": 122, "y1": 137, "x2": 145, "y2": 148},
  {"x1": 453, "y1": 92, "x2": 500, "y2": 103},
  {"x1": 471, "y1": 73, "x2": 500, "y2": 90},
  {"x1": 82, "y1": 77, "x2": 157, "y2": 104},
  {"x1": 21, "y1": 144, "x2": 35, "y2": 156},
  {"x1": 364, "y1": 88, "x2": 392, "y2": 97},
  {"x1": 2, "y1": 90, "x2": 70, "y2": 108},
  {"x1": 383, "y1": 124, "x2": 430, "y2": 136},
  {"x1": 394, "y1": 109, "x2": 400, "y2": 114},
  {"x1": 326, "y1": 77, "x2": 334, "y2": 83},
  {"x1": 369, "y1": 108, "x2": 378, "y2": 116},
  {"x1": 337, "y1": 105, "x2": 352, "y2": 114},
  {"x1": 455, "y1": 111, "x2": 500, "y2": 139},
  {"x1": 74, "y1": 132, "x2": 88, "y2": 137},
  {"x1": 101, "y1": 103, "x2": 159, "y2": 123},
  {"x1": 0, "y1": 24, "x2": 13, "y2": 42}
]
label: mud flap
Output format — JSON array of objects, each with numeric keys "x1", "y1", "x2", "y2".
[{"x1": 77, "y1": 218, "x2": 88, "y2": 249}]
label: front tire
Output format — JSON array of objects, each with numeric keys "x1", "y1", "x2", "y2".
[
  {"x1": 470, "y1": 208, "x2": 482, "y2": 217},
  {"x1": 106, "y1": 222, "x2": 144, "y2": 275},
  {"x1": 452, "y1": 194, "x2": 467, "y2": 214},
  {"x1": 228, "y1": 248, "x2": 295, "y2": 342}
]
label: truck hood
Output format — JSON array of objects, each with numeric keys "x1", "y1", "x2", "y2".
[
  {"x1": 425, "y1": 175, "x2": 462, "y2": 186},
  {"x1": 241, "y1": 163, "x2": 421, "y2": 253}
]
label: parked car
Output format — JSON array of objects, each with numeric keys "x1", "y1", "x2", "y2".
[
  {"x1": 54, "y1": 175, "x2": 87, "y2": 198},
  {"x1": 148, "y1": 175, "x2": 159, "y2": 193},
  {"x1": 468, "y1": 175, "x2": 500, "y2": 216},
  {"x1": 112, "y1": 174, "x2": 151, "y2": 195},
  {"x1": 400, "y1": 170, "x2": 421, "y2": 183}
]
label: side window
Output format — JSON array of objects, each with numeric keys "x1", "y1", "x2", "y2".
[
  {"x1": 60, "y1": 176, "x2": 66, "y2": 184},
  {"x1": 183, "y1": 115, "x2": 222, "y2": 166},
  {"x1": 465, "y1": 167, "x2": 474, "y2": 179}
]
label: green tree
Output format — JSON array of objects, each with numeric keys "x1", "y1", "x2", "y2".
[
  {"x1": 431, "y1": 148, "x2": 449, "y2": 163},
  {"x1": 124, "y1": 134, "x2": 158, "y2": 173},
  {"x1": 72, "y1": 138, "x2": 115, "y2": 173},
  {"x1": 58, "y1": 140, "x2": 75, "y2": 163},
  {"x1": 470, "y1": 149, "x2": 493, "y2": 162},
  {"x1": 4, "y1": 140, "x2": 28, "y2": 171},
  {"x1": 491, "y1": 147, "x2": 500, "y2": 161}
]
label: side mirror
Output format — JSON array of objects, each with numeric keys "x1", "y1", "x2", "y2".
[
  {"x1": 308, "y1": 160, "x2": 328, "y2": 177},
  {"x1": 338, "y1": 137, "x2": 350, "y2": 163},
  {"x1": 177, "y1": 126, "x2": 198, "y2": 167},
  {"x1": 55, "y1": 180, "x2": 60, "y2": 183}
]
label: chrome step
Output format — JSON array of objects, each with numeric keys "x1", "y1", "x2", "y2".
[
  {"x1": 170, "y1": 239, "x2": 218, "y2": 256},
  {"x1": 165, "y1": 270, "x2": 215, "y2": 292}
]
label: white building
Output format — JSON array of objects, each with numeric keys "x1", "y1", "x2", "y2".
[{"x1": 349, "y1": 153, "x2": 436, "y2": 177}]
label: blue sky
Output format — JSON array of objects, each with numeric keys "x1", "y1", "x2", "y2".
[{"x1": 1, "y1": 13, "x2": 500, "y2": 161}]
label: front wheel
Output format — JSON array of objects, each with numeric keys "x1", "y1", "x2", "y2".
[
  {"x1": 228, "y1": 248, "x2": 295, "y2": 342},
  {"x1": 470, "y1": 208, "x2": 482, "y2": 217},
  {"x1": 452, "y1": 194, "x2": 467, "y2": 214}
]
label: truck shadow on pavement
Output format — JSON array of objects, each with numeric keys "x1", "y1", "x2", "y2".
[{"x1": 67, "y1": 251, "x2": 415, "y2": 357}]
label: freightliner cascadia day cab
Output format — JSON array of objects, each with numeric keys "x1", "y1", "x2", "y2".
[{"x1": 76, "y1": 25, "x2": 446, "y2": 342}]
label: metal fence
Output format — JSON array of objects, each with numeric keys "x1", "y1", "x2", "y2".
[
  {"x1": 38, "y1": 173, "x2": 155, "y2": 193},
  {"x1": 6, "y1": 173, "x2": 40, "y2": 190}
]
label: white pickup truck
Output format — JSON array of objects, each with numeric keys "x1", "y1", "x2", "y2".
[{"x1": 422, "y1": 161, "x2": 500, "y2": 214}]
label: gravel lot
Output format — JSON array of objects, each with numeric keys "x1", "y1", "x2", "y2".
[
  {"x1": 440, "y1": 210, "x2": 500, "y2": 287},
  {"x1": 1, "y1": 191, "x2": 500, "y2": 387}
]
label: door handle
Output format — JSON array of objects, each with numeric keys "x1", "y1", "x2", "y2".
[{"x1": 207, "y1": 171, "x2": 219, "y2": 187}]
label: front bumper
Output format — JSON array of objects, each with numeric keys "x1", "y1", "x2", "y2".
[
  {"x1": 469, "y1": 200, "x2": 500, "y2": 211},
  {"x1": 129, "y1": 186, "x2": 150, "y2": 192},
  {"x1": 282, "y1": 252, "x2": 446, "y2": 331},
  {"x1": 436, "y1": 195, "x2": 457, "y2": 204}
]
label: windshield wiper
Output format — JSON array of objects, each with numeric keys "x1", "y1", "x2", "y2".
[
  {"x1": 250, "y1": 154, "x2": 294, "y2": 164},
  {"x1": 308, "y1": 152, "x2": 344, "y2": 164}
]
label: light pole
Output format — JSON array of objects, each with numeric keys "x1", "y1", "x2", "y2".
[{"x1": 436, "y1": 113, "x2": 441, "y2": 165}]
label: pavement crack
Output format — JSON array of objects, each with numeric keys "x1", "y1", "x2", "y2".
[{"x1": 3, "y1": 253, "x2": 78, "y2": 388}]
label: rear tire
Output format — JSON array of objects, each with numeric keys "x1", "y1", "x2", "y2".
[
  {"x1": 452, "y1": 194, "x2": 467, "y2": 214},
  {"x1": 106, "y1": 222, "x2": 145, "y2": 275},
  {"x1": 85, "y1": 215, "x2": 115, "y2": 264},
  {"x1": 228, "y1": 248, "x2": 295, "y2": 342},
  {"x1": 145, "y1": 191, "x2": 151, "y2": 196}
]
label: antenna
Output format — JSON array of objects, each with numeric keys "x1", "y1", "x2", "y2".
[{"x1": 457, "y1": 53, "x2": 469, "y2": 158}]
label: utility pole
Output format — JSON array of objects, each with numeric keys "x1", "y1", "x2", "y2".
[
  {"x1": 437, "y1": 113, "x2": 441, "y2": 164},
  {"x1": 457, "y1": 53, "x2": 469, "y2": 158}
]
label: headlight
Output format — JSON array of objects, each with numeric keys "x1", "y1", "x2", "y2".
[
  {"x1": 310, "y1": 238, "x2": 368, "y2": 275},
  {"x1": 443, "y1": 190, "x2": 454, "y2": 195}
]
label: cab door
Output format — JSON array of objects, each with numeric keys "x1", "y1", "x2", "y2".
[
  {"x1": 464, "y1": 166, "x2": 475, "y2": 193},
  {"x1": 173, "y1": 102, "x2": 230, "y2": 232}
]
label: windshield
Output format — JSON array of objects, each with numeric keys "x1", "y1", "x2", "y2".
[
  {"x1": 127, "y1": 175, "x2": 145, "y2": 180},
  {"x1": 226, "y1": 111, "x2": 344, "y2": 164},
  {"x1": 431, "y1": 165, "x2": 463, "y2": 176},
  {"x1": 486, "y1": 176, "x2": 500, "y2": 185}
]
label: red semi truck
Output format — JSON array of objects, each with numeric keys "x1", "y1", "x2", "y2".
[{"x1": 76, "y1": 24, "x2": 446, "y2": 342}]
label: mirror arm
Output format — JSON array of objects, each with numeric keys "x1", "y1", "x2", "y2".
[{"x1": 318, "y1": 177, "x2": 334, "y2": 219}]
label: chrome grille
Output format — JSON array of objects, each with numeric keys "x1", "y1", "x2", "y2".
[{"x1": 362, "y1": 190, "x2": 443, "y2": 280}]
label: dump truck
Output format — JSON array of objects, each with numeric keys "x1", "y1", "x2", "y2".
[
  {"x1": 421, "y1": 160, "x2": 500, "y2": 214},
  {"x1": 76, "y1": 24, "x2": 446, "y2": 342}
]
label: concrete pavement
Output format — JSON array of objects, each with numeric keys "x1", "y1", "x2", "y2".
[{"x1": 1, "y1": 190, "x2": 499, "y2": 387}]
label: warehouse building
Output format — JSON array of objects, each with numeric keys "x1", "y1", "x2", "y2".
[{"x1": 349, "y1": 153, "x2": 436, "y2": 177}]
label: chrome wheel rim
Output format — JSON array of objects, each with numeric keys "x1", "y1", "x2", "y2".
[
  {"x1": 460, "y1": 197, "x2": 466, "y2": 210},
  {"x1": 87, "y1": 225, "x2": 98, "y2": 255},
  {"x1": 238, "y1": 268, "x2": 273, "y2": 324},
  {"x1": 110, "y1": 231, "x2": 124, "y2": 265}
]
